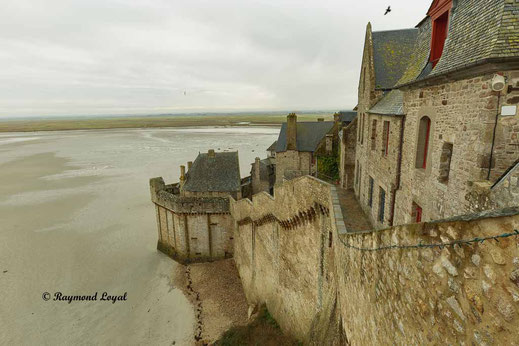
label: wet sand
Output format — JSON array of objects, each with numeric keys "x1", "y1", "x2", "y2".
[
  {"x1": 0, "y1": 127, "x2": 278, "y2": 345},
  {"x1": 174, "y1": 260, "x2": 249, "y2": 344}
]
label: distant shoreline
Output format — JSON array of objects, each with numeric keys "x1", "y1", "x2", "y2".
[{"x1": 0, "y1": 113, "x2": 333, "y2": 133}]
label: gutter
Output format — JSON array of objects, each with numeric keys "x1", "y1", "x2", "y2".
[{"x1": 396, "y1": 57, "x2": 519, "y2": 90}]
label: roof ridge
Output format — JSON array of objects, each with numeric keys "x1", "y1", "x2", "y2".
[{"x1": 372, "y1": 28, "x2": 417, "y2": 34}]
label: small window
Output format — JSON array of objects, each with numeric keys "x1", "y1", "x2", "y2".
[
  {"x1": 355, "y1": 161, "x2": 360, "y2": 186},
  {"x1": 412, "y1": 202, "x2": 423, "y2": 223},
  {"x1": 382, "y1": 121, "x2": 390, "y2": 156},
  {"x1": 368, "y1": 177, "x2": 374, "y2": 208},
  {"x1": 361, "y1": 114, "x2": 366, "y2": 145},
  {"x1": 359, "y1": 165, "x2": 362, "y2": 192},
  {"x1": 378, "y1": 187, "x2": 386, "y2": 223},
  {"x1": 371, "y1": 119, "x2": 377, "y2": 151},
  {"x1": 438, "y1": 142, "x2": 453, "y2": 184},
  {"x1": 430, "y1": 11, "x2": 449, "y2": 68},
  {"x1": 415, "y1": 116, "x2": 431, "y2": 169},
  {"x1": 328, "y1": 231, "x2": 333, "y2": 248}
]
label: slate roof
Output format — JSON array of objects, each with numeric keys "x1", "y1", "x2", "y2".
[
  {"x1": 275, "y1": 121, "x2": 335, "y2": 153},
  {"x1": 338, "y1": 111, "x2": 357, "y2": 123},
  {"x1": 183, "y1": 151, "x2": 241, "y2": 192},
  {"x1": 267, "y1": 141, "x2": 277, "y2": 152},
  {"x1": 398, "y1": 0, "x2": 519, "y2": 87},
  {"x1": 369, "y1": 90, "x2": 405, "y2": 116},
  {"x1": 372, "y1": 29, "x2": 418, "y2": 89}
]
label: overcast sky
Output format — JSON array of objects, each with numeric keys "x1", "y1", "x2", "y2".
[{"x1": 0, "y1": 0, "x2": 429, "y2": 117}]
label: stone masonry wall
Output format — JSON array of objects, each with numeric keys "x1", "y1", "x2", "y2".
[
  {"x1": 492, "y1": 162, "x2": 519, "y2": 209},
  {"x1": 231, "y1": 176, "x2": 337, "y2": 342},
  {"x1": 355, "y1": 113, "x2": 403, "y2": 229},
  {"x1": 339, "y1": 119, "x2": 357, "y2": 190},
  {"x1": 394, "y1": 71, "x2": 519, "y2": 225},
  {"x1": 232, "y1": 176, "x2": 519, "y2": 344},
  {"x1": 334, "y1": 207, "x2": 519, "y2": 345},
  {"x1": 275, "y1": 151, "x2": 313, "y2": 184},
  {"x1": 468, "y1": 162, "x2": 519, "y2": 212},
  {"x1": 151, "y1": 177, "x2": 234, "y2": 263}
]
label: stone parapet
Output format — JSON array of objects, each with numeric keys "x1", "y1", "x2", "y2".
[
  {"x1": 232, "y1": 175, "x2": 519, "y2": 344},
  {"x1": 151, "y1": 177, "x2": 230, "y2": 214}
]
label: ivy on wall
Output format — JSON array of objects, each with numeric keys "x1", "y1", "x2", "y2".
[{"x1": 317, "y1": 146, "x2": 340, "y2": 182}]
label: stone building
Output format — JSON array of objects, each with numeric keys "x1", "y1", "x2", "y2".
[
  {"x1": 250, "y1": 156, "x2": 275, "y2": 196},
  {"x1": 335, "y1": 110, "x2": 356, "y2": 129},
  {"x1": 348, "y1": 0, "x2": 519, "y2": 229},
  {"x1": 275, "y1": 113, "x2": 340, "y2": 183},
  {"x1": 150, "y1": 150, "x2": 240, "y2": 263}
]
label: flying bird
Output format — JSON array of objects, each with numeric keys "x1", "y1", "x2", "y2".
[{"x1": 384, "y1": 6, "x2": 391, "y2": 15}]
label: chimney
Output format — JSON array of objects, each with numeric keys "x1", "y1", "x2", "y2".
[
  {"x1": 254, "y1": 157, "x2": 261, "y2": 178},
  {"x1": 187, "y1": 161, "x2": 192, "y2": 171},
  {"x1": 208, "y1": 149, "x2": 215, "y2": 158},
  {"x1": 318, "y1": 118, "x2": 324, "y2": 122},
  {"x1": 180, "y1": 165, "x2": 186, "y2": 184},
  {"x1": 286, "y1": 113, "x2": 297, "y2": 150},
  {"x1": 334, "y1": 112, "x2": 340, "y2": 123}
]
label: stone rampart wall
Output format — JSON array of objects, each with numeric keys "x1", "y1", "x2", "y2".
[
  {"x1": 232, "y1": 176, "x2": 519, "y2": 344},
  {"x1": 230, "y1": 176, "x2": 337, "y2": 341}
]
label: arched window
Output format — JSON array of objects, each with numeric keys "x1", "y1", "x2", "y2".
[{"x1": 415, "y1": 116, "x2": 431, "y2": 169}]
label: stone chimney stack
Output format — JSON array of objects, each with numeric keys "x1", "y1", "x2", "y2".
[
  {"x1": 179, "y1": 165, "x2": 186, "y2": 187},
  {"x1": 254, "y1": 157, "x2": 261, "y2": 178},
  {"x1": 334, "y1": 112, "x2": 340, "y2": 123},
  {"x1": 286, "y1": 113, "x2": 297, "y2": 151},
  {"x1": 208, "y1": 149, "x2": 215, "y2": 158},
  {"x1": 318, "y1": 118, "x2": 324, "y2": 122},
  {"x1": 187, "y1": 161, "x2": 192, "y2": 171}
]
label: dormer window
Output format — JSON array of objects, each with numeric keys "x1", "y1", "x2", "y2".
[{"x1": 428, "y1": 0, "x2": 452, "y2": 68}]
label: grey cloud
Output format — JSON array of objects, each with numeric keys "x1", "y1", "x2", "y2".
[{"x1": 0, "y1": 0, "x2": 429, "y2": 117}]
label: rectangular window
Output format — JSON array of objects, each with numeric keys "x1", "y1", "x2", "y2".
[
  {"x1": 358, "y1": 165, "x2": 363, "y2": 196},
  {"x1": 371, "y1": 119, "x2": 377, "y2": 151},
  {"x1": 355, "y1": 161, "x2": 359, "y2": 186},
  {"x1": 438, "y1": 142, "x2": 453, "y2": 184},
  {"x1": 378, "y1": 187, "x2": 385, "y2": 223},
  {"x1": 361, "y1": 114, "x2": 365, "y2": 145},
  {"x1": 357, "y1": 116, "x2": 361, "y2": 142},
  {"x1": 368, "y1": 177, "x2": 374, "y2": 208},
  {"x1": 412, "y1": 202, "x2": 423, "y2": 223},
  {"x1": 382, "y1": 121, "x2": 390, "y2": 156},
  {"x1": 416, "y1": 117, "x2": 432, "y2": 169}
]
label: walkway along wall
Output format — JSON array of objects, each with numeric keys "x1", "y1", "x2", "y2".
[{"x1": 231, "y1": 176, "x2": 519, "y2": 345}]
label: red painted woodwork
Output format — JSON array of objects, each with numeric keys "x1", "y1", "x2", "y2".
[
  {"x1": 427, "y1": 0, "x2": 453, "y2": 19},
  {"x1": 415, "y1": 205, "x2": 423, "y2": 223},
  {"x1": 422, "y1": 118, "x2": 431, "y2": 169},
  {"x1": 430, "y1": 11, "x2": 449, "y2": 67},
  {"x1": 428, "y1": 0, "x2": 452, "y2": 67}
]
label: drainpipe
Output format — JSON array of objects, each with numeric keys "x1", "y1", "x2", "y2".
[
  {"x1": 389, "y1": 114, "x2": 406, "y2": 226},
  {"x1": 487, "y1": 91, "x2": 501, "y2": 181}
]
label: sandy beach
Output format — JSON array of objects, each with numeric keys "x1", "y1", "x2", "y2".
[{"x1": 0, "y1": 127, "x2": 278, "y2": 345}]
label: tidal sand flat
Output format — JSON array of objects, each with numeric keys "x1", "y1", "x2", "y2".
[{"x1": 0, "y1": 127, "x2": 278, "y2": 345}]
